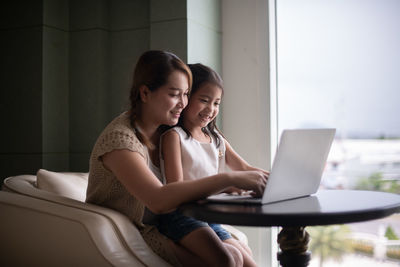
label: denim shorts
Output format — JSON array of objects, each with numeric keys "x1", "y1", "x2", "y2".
[{"x1": 156, "y1": 210, "x2": 232, "y2": 242}]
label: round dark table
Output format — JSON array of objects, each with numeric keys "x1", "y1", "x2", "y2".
[{"x1": 179, "y1": 190, "x2": 400, "y2": 267}]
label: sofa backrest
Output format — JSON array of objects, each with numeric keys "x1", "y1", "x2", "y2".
[{"x1": 36, "y1": 169, "x2": 88, "y2": 202}]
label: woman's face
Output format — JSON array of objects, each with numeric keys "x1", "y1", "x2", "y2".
[
  {"x1": 148, "y1": 70, "x2": 190, "y2": 126},
  {"x1": 183, "y1": 82, "x2": 222, "y2": 129}
]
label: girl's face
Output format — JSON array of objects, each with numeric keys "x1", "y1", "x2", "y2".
[
  {"x1": 147, "y1": 70, "x2": 189, "y2": 126},
  {"x1": 183, "y1": 83, "x2": 222, "y2": 129}
]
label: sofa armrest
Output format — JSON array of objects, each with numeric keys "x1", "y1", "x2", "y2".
[
  {"x1": 0, "y1": 191, "x2": 143, "y2": 266},
  {"x1": 0, "y1": 189, "x2": 172, "y2": 267}
]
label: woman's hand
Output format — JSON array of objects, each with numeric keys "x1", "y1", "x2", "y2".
[{"x1": 229, "y1": 171, "x2": 269, "y2": 198}]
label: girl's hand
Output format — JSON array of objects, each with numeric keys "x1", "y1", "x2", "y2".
[
  {"x1": 230, "y1": 171, "x2": 268, "y2": 198},
  {"x1": 223, "y1": 186, "x2": 245, "y2": 195}
]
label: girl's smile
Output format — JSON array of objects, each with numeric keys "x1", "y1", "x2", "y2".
[{"x1": 183, "y1": 82, "x2": 222, "y2": 130}]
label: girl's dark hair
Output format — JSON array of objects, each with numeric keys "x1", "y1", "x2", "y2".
[
  {"x1": 179, "y1": 63, "x2": 225, "y2": 147},
  {"x1": 129, "y1": 50, "x2": 192, "y2": 148}
]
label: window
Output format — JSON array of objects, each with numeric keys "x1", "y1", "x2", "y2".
[{"x1": 277, "y1": 0, "x2": 400, "y2": 266}]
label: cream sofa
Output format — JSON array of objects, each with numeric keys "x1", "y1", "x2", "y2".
[{"x1": 0, "y1": 169, "x2": 247, "y2": 267}]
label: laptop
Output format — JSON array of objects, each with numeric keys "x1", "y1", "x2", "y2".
[{"x1": 207, "y1": 128, "x2": 336, "y2": 204}]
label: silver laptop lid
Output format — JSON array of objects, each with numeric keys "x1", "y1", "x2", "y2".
[{"x1": 262, "y1": 128, "x2": 336, "y2": 204}]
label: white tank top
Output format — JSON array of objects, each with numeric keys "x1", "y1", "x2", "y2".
[{"x1": 160, "y1": 127, "x2": 226, "y2": 183}]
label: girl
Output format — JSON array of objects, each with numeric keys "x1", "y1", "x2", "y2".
[
  {"x1": 86, "y1": 51, "x2": 268, "y2": 267},
  {"x1": 158, "y1": 63, "x2": 269, "y2": 267}
]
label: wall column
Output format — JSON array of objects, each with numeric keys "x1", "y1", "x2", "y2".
[{"x1": 222, "y1": 0, "x2": 278, "y2": 266}]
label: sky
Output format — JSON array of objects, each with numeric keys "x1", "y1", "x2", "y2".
[{"x1": 277, "y1": 0, "x2": 400, "y2": 138}]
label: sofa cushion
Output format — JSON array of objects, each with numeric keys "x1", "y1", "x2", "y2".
[{"x1": 36, "y1": 169, "x2": 88, "y2": 202}]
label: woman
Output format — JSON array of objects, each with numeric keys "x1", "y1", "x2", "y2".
[{"x1": 86, "y1": 50, "x2": 267, "y2": 266}]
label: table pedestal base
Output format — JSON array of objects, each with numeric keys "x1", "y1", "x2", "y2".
[{"x1": 277, "y1": 226, "x2": 311, "y2": 267}]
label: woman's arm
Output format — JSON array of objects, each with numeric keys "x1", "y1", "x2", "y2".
[
  {"x1": 102, "y1": 149, "x2": 267, "y2": 214},
  {"x1": 225, "y1": 139, "x2": 269, "y2": 175},
  {"x1": 161, "y1": 130, "x2": 184, "y2": 183}
]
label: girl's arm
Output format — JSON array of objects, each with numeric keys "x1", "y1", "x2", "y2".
[
  {"x1": 161, "y1": 130, "x2": 184, "y2": 183},
  {"x1": 225, "y1": 139, "x2": 269, "y2": 175},
  {"x1": 102, "y1": 149, "x2": 267, "y2": 214}
]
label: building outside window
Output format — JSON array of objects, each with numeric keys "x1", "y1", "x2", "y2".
[{"x1": 276, "y1": 0, "x2": 400, "y2": 266}]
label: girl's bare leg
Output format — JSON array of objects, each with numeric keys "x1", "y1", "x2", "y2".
[
  {"x1": 225, "y1": 238, "x2": 258, "y2": 267},
  {"x1": 169, "y1": 240, "x2": 208, "y2": 267},
  {"x1": 178, "y1": 226, "x2": 243, "y2": 267}
]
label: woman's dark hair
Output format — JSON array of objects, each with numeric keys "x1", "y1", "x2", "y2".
[
  {"x1": 129, "y1": 50, "x2": 192, "y2": 148},
  {"x1": 179, "y1": 63, "x2": 225, "y2": 147}
]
